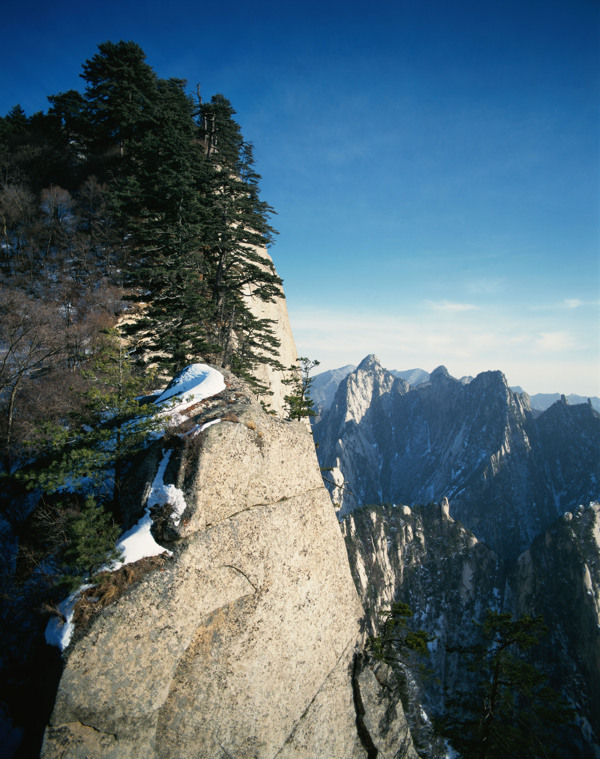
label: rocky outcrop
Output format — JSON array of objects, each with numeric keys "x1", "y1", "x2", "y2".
[
  {"x1": 315, "y1": 355, "x2": 600, "y2": 559},
  {"x1": 342, "y1": 502, "x2": 503, "y2": 710},
  {"x1": 42, "y1": 371, "x2": 418, "y2": 758},
  {"x1": 315, "y1": 355, "x2": 410, "y2": 512}
]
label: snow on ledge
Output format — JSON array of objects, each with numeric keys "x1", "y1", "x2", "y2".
[
  {"x1": 45, "y1": 585, "x2": 92, "y2": 650},
  {"x1": 46, "y1": 366, "x2": 226, "y2": 651},
  {"x1": 114, "y1": 449, "x2": 176, "y2": 566},
  {"x1": 155, "y1": 364, "x2": 226, "y2": 418},
  {"x1": 146, "y1": 449, "x2": 188, "y2": 526}
]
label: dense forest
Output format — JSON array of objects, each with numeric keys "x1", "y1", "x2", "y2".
[
  {"x1": 0, "y1": 39, "x2": 284, "y2": 475},
  {"x1": 0, "y1": 41, "x2": 285, "y2": 752}
]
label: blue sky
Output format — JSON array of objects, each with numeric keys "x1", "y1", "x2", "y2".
[{"x1": 2, "y1": 0, "x2": 598, "y2": 395}]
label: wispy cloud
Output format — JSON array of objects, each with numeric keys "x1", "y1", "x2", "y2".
[
  {"x1": 426, "y1": 300, "x2": 478, "y2": 313},
  {"x1": 465, "y1": 277, "x2": 507, "y2": 296},
  {"x1": 288, "y1": 303, "x2": 599, "y2": 396},
  {"x1": 530, "y1": 298, "x2": 600, "y2": 312},
  {"x1": 564, "y1": 298, "x2": 583, "y2": 309},
  {"x1": 535, "y1": 331, "x2": 576, "y2": 352}
]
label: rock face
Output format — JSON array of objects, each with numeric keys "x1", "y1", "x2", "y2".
[
  {"x1": 309, "y1": 364, "x2": 356, "y2": 418},
  {"x1": 343, "y1": 500, "x2": 600, "y2": 756},
  {"x1": 315, "y1": 355, "x2": 600, "y2": 559},
  {"x1": 244, "y1": 245, "x2": 300, "y2": 417},
  {"x1": 42, "y1": 372, "x2": 418, "y2": 758},
  {"x1": 342, "y1": 502, "x2": 503, "y2": 734}
]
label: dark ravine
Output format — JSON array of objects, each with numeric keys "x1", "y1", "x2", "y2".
[{"x1": 342, "y1": 500, "x2": 600, "y2": 756}]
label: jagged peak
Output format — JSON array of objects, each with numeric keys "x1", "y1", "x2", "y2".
[
  {"x1": 430, "y1": 365, "x2": 451, "y2": 381},
  {"x1": 470, "y1": 369, "x2": 510, "y2": 394},
  {"x1": 357, "y1": 354, "x2": 383, "y2": 371}
]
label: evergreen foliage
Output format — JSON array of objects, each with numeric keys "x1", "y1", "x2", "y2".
[
  {"x1": 440, "y1": 610, "x2": 574, "y2": 759},
  {"x1": 18, "y1": 329, "x2": 166, "y2": 514},
  {"x1": 1, "y1": 39, "x2": 283, "y2": 482},
  {"x1": 367, "y1": 601, "x2": 434, "y2": 666},
  {"x1": 284, "y1": 357, "x2": 320, "y2": 420},
  {"x1": 60, "y1": 495, "x2": 122, "y2": 588}
]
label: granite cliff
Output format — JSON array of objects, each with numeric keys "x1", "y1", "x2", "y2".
[{"x1": 41, "y1": 378, "x2": 418, "y2": 756}]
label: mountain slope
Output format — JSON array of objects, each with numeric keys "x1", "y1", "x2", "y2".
[{"x1": 314, "y1": 356, "x2": 600, "y2": 559}]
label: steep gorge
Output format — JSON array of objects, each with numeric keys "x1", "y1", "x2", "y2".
[{"x1": 342, "y1": 499, "x2": 600, "y2": 756}]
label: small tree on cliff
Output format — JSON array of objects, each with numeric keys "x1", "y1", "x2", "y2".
[
  {"x1": 60, "y1": 494, "x2": 122, "y2": 588},
  {"x1": 284, "y1": 357, "x2": 320, "y2": 420},
  {"x1": 367, "y1": 601, "x2": 434, "y2": 668}
]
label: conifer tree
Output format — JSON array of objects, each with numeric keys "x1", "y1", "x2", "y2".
[
  {"x1": 441, "y1": 610, "x2": 573, "y2": 759},
  {"x1": 60, "y1": 494, "x2": 122, "y2": 587},
  {"x1": 80, "y1": 40, "x2": 158, "y2": 166},
  {"x1": 121, "y1": 78, "x2": 214, "y2": 371},
  {"x1": 367, "y1": 601, "x2": 434, "y2": 666},
  {"x1": 284, "y1": 357, "x2": 320, "y2": 419},
  {"x1": 198, "y1": 94, "x2": 283, "y2": 377}
]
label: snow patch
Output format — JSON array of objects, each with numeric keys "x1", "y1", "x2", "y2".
[
  {"x1": 115, "y1": 510, "x2": 170, "y2": 567},
  {"x1": 114, "y1": 449, "x2": 177, "y2": 565},
  {"x1": 183, "y1": 417, "x2": 222, "y2": 438},
  {"x1": 155, "y1": 363, "x2": 226, "y2": 417},
  {"x1": 146, "y1": 449, "x2": 188, "y2": 526},
  {"x1": 45, "y1": 585, "x2": 92, "y2": 650}
]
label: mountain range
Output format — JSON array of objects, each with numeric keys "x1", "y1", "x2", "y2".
[
  {"x1": 313, "y1": 354, "x2": 600, "y2": 560},
  {"x1": 310, "y1": 362, "x2": 600, "y2": 418},
  {"x1": 314, "y1": 354, "x2": 600, "y2": 754}
]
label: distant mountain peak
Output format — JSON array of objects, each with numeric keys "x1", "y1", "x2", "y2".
[
  {"x1": 357, "y1": 354, "x2": 382, "y2": 371},
  {"x1": 430, "y1": 365, "x2": 451, "y2": 380}
]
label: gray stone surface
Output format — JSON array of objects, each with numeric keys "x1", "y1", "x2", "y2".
[
  {"x1": 43, "y1": 381, "x2": 414, "y2": 758},
  {"x1": 356, "y1": 664, "x2": 420, "y2": 759}
]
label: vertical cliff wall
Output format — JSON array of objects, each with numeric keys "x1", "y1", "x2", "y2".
[
  {"x1": 244, "y1": 245, "x2": 300, "y2": 417},
  {"x1": 343, "y1": 500, "x2": 600, "y2": 756}
]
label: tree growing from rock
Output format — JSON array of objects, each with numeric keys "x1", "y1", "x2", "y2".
[{"x1": 284, "y1": 357, "x2": 320, "y2": 420}]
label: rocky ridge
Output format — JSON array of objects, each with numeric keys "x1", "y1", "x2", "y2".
[
  {"x1": 42, "y1": 370, "x2": 419, "y2": 759},
  {"x1": 314, "y1": 355, "x2": 600, "y2": 559}
]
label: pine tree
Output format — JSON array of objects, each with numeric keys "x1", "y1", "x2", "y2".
[
  {"x1": 198, "y1": 94, "x2": 283, "y2": 377},
  {"x1": 60, "y1": 494, "x2": 122, "y2": 587},
  {"x1": 367, "y1": 601, "x2": 434, "y2": 666},
  {"x1": 80, "y1": 40, "x2": 158, "y2": 166},
  {"x1": 121, "y1": 78, "x2": 215, "y2": 371},
  {"x1": 284, "y1": 357, "x2": 320, "y2": 419},
  {"x1": 441, "y1": 611, "x2": 573, "y2": 759}
]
